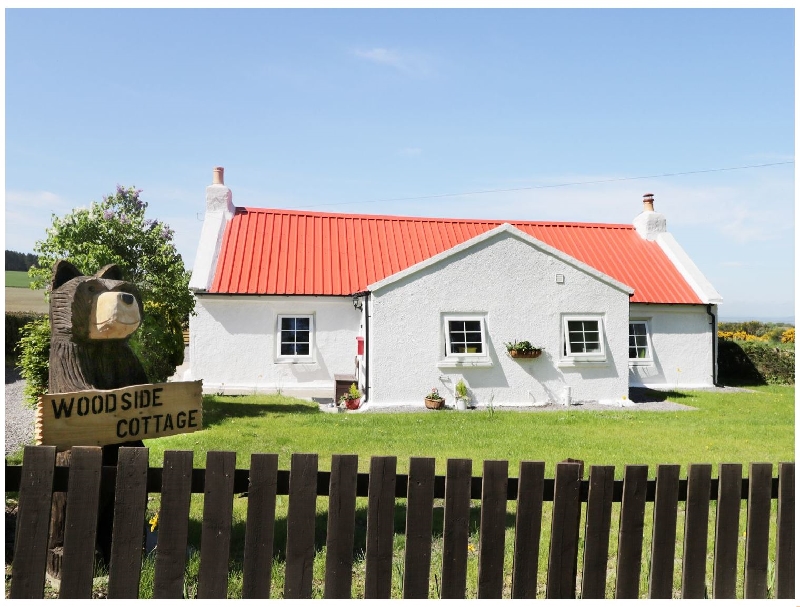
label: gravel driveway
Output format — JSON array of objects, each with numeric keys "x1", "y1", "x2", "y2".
[{"x1": 5, "y1": 368, "x2": 35, "y2": 455}]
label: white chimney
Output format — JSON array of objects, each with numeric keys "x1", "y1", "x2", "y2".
[
  {"x1": 189, "y1": 167, "x2": 236, "y2": 291},
  {"x1": 633, "y1": 193, "x2": 667, "y2": 241}
]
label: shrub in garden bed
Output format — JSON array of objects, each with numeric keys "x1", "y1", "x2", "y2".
[
  {"x1": 5, "y1": 312, "x2": 45, "y2": 365},
  {"x1": 718, "y1": 338, "x2": 795, "y2": 385}
]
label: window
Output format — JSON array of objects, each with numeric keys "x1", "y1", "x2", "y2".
[
  {"x1": 441, "y1": 315, "x2": 490, "y2": 366},
  {"x1": 447, "y1": 318, "x2": 484, "y2": 355},
  {"x1": 629, "y1": 321, "x2": 652, "y2": 361},
  {"x1": 277, "y1": 315, "x2": 313, "y2": 360},
  {"x1": 562, "y1": 315, "x2": 606, "y2": 361}
]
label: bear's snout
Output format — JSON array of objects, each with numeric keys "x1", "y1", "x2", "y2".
[{"x1": 89, "y1": 291, "x2": 142, "y2": 340}]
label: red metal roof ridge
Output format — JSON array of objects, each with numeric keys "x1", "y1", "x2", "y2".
[{"x1": 235, "y1": 206, "x2": 634, "y2": 230}]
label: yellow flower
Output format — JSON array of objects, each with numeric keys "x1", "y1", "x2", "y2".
[
  {"x1": 468, "y1": 543, "x2": 476, "y2": 554},
  {"x1": 149, "y1": 513, "x2": 159, "y2": 532}
]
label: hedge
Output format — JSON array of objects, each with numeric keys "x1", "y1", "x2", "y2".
[
  {"x1": 5, "y1": 312, "x2": 46, "y2": 365},
  {"x1": 718, "y1": 338, "x2": 795, "y2": 385}
]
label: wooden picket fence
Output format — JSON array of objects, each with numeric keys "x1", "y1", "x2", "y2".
[{"x1": 6, "y1": 446, "x2": 795, "y2": 599}]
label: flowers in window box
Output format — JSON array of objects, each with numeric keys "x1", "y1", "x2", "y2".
[
  {"x1": 504, "y1": 340, "x2": 544, "y2": 358},
  {"x1": 339, "y1": 383, "x2": 362, "y2": 410}
]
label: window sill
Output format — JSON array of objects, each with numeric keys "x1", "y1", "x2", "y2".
[
  {"x1": 628, "y1": 360, "x2": 654, "y2": 367},
  {"x1": 437, "y1": 358, "x2": 493, "y2": 368},
  {"x1": 276, "y1": 358, "x2": 317, "y2": 365},
  {"x1": 558, "y1": 359, "x2": 608, "y2": 368}
]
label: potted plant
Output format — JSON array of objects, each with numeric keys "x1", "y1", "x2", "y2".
[
  {"x1": 454, "y1": 379, "x2": 469, "y2": 411},
  {"x1": 339, "y1": 383, "x2": 362, "y2": 410},
  {"x1": 504, "y1": 340, "x2": 544, "y2": 359},
  {"x1": 424, "y1": 387, "x2": 445, "y2": 410}
]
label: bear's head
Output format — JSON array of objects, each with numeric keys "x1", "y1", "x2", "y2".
[{"x1": 50, "y1": 260, "x2": 144, "y2": 342}]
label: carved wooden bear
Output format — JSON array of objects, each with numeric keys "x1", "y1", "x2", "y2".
[
  {"x1": 48, "y1": 260, "x2": 148, "y2": 394},
  {"x1": 47, "y1": 260, "x2": 150, "y2": 576}
]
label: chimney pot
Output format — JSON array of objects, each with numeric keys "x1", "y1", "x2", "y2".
[
  {"x1": 212, "y1": 167, "x2": 225, "y2": 185},
  {"x1": 643, "y1": 193, "x2": 655, "y2": 212}
]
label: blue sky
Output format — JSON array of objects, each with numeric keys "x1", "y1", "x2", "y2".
[{"x1": 5, "y1": 8, "x2": 795, "y2": 320}]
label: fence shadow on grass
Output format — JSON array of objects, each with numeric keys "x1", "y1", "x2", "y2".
[{"x1": 187, "y1": 500, "x2": 508, "y2": 575}]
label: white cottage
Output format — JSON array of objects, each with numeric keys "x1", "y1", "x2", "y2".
[{"x1": 187, "y1": 167, "x2": 722, "y2": 407}]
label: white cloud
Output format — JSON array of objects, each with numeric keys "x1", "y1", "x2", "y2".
[
  {"x1": 5, "y1": 190, "x2": 75, "y2": 252},
  {"x1": 352, "y1": 47, "x2": 434, "y2": 77}
]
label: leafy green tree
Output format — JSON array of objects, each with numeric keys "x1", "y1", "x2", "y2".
[{"x1": 21, "y1": 186, "x2": 194, "y2": 403}]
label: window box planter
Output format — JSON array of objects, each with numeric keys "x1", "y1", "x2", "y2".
[
  {"x1": 424, "y1": 397, "x2": 445, "y2": 410},
  {"x1": 509, "y1": 349, "x2": 543, "y2": 359}
]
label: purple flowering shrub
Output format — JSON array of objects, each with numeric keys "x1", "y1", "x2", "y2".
[{"x1": 23, "y1": 185, "x2": 195, "y2": 398}]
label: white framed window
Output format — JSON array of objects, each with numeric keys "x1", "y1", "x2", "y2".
[
  {"x1": 629, "y1": 320, "x2": 652, "y2": 362},
  {"x1": 562, "y1": 315, "x2": 606, "y2": 361},
  {"x1": 440, "y1": 314, "x2": 491, "y2": 367},
  {"x1": 277, "y1": 315, "x2": 314, "y2": 361}
]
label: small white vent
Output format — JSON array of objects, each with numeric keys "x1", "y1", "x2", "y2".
[{"x1": 555, "y1": 274, "x2": 565, "y2": 284}]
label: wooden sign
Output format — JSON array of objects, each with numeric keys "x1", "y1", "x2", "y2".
[{"x1": 36, "y1": 381, "x2": 203, "y2": 450}]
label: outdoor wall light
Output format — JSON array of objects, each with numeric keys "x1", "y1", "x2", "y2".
[{"x1": 352, "y1": 295, "x2": 363, "y2": 311}]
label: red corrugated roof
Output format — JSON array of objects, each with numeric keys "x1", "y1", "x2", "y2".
[{"x1": 209, "y1": 207, "x2": 702, "y2": 304}]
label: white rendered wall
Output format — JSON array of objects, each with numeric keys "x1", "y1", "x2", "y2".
[
  {"x1": 188, "y1": 295, "x2": 362, "y2": 397},
  {"x1": 628, "y1": 304, "x2": 715, "y2": 388},
  {"x1": 368, "y1": 232, "x2": 631, "y2": 407}
]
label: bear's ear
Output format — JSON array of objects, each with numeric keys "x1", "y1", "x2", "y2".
[
  {"x1": 52, "y1": 260, "x2": 83, "y2": 290},
  {"x1": 96, "y1": 264, "x2": 124, "y2": 281}
]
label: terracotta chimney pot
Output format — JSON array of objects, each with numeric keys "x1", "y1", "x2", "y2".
[
  {"x1": 643, "y1": 193, "x2": 655, "y2": 212},
  {"x1": 213, "y1": 167, "x2": 225, "y2": 185}
]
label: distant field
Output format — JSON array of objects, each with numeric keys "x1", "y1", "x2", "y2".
[
  {"x1": 5, "y1": 286, "x2": 48, "y2": 313},
  {"x1": 5, "y1": 271, "x2": 32, "y2": 288}
]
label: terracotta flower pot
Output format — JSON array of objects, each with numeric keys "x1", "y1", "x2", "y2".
[
  {"x1": 425, "y1": 397, "x2": 444, "y2": 409},
  {"x1": 509, "y1": 349, "x2": 542, "y2": 359},
  {"x1": 344, "y1": 398, "x2": 361, "y2": 410}
]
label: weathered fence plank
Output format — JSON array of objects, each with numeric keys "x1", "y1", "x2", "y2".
[
  {"x1": 441, "y1": 458, "x2": 472, "y2": 599},
  {"x1": 774, "y1": 462, "x2": 795, "y2": 599},
  {"x1": 511, "y1": 461, "x2": 545, "y2": 599},
  {"x1": 153, "y1": 450, "x2": 194, "y2": 599},
  {"x1": 10, "y1": 445, "x2": 56, "y2": 599},
  {"x1": 712, "y1": 463, "x2": 742, "y2": 599},
  {"x1": 242, "y1": 453, "x2": 278, "y2": 599},
  {"x1": 365, "y1": 456, "x2": 397, "y2": 599},
  {"x1": 648, "y1": 464, "x2": 680, "y2": 598},
  {"x1": 108, "y1": 446, "x2": 149, "y2": 599},
  {"x1": 59, "y1": 446, "x2": 103, "y2": 599},
  {"x1": 402, "y1": 456, "x2": 436, "y2": 599},
  {"x1": 324, "y1": 454, "x2": 358, "y2": 599},
  {"x1": 615, "y1": 464, "x2": 648, "y2": 599},
  {"x1": 581, "y1": 465, "x2": 615, "y2": 599},
  {"x1": 283, "y1": 453, "x2": 318, "y2": 599},
  {"x1": 744, "y1": 462, "x2": 773, "y2": 599},
  {"x1": 546, "y1": 462, "x2": 581, "y2": 599},
  {"x1": 477, "y1": 460, "x2": 508, "y2": 599},
  {"x1": 197, "y1": 451, "x2": 236, "y2": 599},
  {"x1": 681, "y1": 463, "x2": 712, "y2": 598}
]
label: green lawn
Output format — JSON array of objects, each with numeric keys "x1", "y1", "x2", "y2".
[
  {"x1": 145, "y1": 385, "x2": 794, "y2": 477},
  {"x1": 5, "y1": 271, "x2": 32, "y2": 288}
]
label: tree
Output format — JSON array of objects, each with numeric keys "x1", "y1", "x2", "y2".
[{"x1": 21, "y1": 186, "x2": 194, "y2": 403}]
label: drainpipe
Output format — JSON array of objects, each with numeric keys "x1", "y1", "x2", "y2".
[
  {"x1": 707, "y1": 304, "x2": 717, "y2": 385},
  {"x1": 352, "y1": 290, "x2": 371, "y2": 401},
  {"x1": 364, "y1": 293, "x2": 370, "y2": 401}
]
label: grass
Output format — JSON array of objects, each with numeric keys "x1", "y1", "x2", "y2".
[
  {"x1": 8, "y1": 385, "x2": 794, "y2": 598},
  {"x1": 144, "y1": 385, "x2": 794, "y2": 477},
  {"x1": 5, "y1": 271, "x2": 32, "y2": 288}
]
